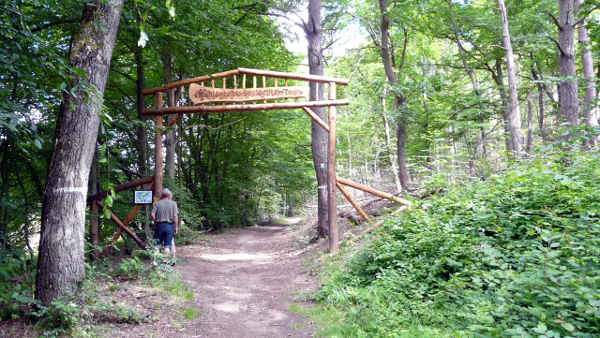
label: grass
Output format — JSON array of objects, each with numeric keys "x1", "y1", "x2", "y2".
[
  {"x1": 291, "y1": 302, "x2": 455, "y2": 337},
  {"x1": 183, "y1": 307, "x2": 201, "y2": 320}
]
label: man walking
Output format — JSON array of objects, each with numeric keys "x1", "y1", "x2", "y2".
[{"x1": 151, "y1": 188, "x2": 179, "y2": 259}]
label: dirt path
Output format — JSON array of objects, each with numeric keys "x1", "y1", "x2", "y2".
[{"x1": 173, "y1": 220, "x2": 316, "y2": 337}]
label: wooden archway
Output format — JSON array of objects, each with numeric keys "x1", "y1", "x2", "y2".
[{"x1": 88, "y1": 68, "x2": 411, "y2": 254}]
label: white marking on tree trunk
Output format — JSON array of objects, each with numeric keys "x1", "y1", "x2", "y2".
[{"x1": 54, "y1": 187, "x2": 86, "y2": 194}]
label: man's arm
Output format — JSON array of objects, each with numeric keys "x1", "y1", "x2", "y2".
[
  {"x1": 173, "y1": 213, "x2": 179, "y2": 235},
  {"x1": 151, "y1": 203, "x2": 156, "y2": 222}
]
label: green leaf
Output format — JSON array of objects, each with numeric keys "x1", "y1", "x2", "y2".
[{"x1": 561, "y1": 322, "x2": 575, "y2": 332}]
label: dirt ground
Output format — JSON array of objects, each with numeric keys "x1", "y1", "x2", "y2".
[
  {"x1": 0, "y1": 219, "x2": 324, "y2": 338},
  {"x1": 176, "y1": 221, "x2": 318, "y2": 337},
  {"x1": 100, "y1": 218, "x2": 320, "y2": 337}
]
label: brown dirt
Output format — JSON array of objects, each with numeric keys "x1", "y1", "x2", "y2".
[
  {"x1": 176, "y1": 221, "x2": 318, "y2": 337},
  {"x1": 0, "y1": 219, "x2": 323, "y2": 337},
  {"x1": 99, "y1": 218, "x2": 320, "y2": 337}
]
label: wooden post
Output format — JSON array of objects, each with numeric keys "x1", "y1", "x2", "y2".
[
  {"x1": 262, "y1": 76, "x2": 266, "y2": 103},
  {"x1": 328, "y1": 82, "x2": 338, "y2": 253},
  {"x1": 90, "y1": 201, "x2": 99, "y2": 258},
  {"x1": 154, "y1": 92, "x2": 164, "y2": 199},
  {"x1": 252, "y1": 76, "x2": 257, "y2": 104}
]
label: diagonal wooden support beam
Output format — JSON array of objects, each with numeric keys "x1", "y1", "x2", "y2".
[
  {"x1": 167, "y1": 113, "x2": 183, "y2": 127},
  {"x1": 96, "y1": 201, "x2": 146, "y2": 249},
  {"x1": 336, "y1": 182, "x2": 373, "y2": 225},
  {"x1": 102, "y1": 182, "x2": 153, "y2": 255},
  {"x1": 302, "y1": 107, "x2": 330, "y2": 132},
  {"x1": 336, "y1": 177, "x2": 412, "y2": 206}
]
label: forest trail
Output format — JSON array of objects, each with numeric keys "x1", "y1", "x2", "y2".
[{"x1": 173, "y1": 219, "x2": 316, "y2": 337}]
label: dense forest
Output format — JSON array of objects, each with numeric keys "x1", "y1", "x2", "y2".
[{"x1": 0, "y1": 0, "x2": 598, "y2": 336}]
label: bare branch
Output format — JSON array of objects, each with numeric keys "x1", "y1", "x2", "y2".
[
  {"x1": 398, "y1": 27, "x2": 409, "y2": 73},
  {"x1": 548, "y1": 36, "x2": 568, "y2": 56},
  {"x1": 546, "y1": 11, "x2": 562, "y2": 29}
]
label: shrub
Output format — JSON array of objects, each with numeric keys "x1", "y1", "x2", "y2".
[{"x1": 315, "y1": 153, "x2": 600, "y2": 336}]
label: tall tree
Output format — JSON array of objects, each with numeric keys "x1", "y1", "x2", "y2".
[
  {"x1": 575, "y1": 0, "x2": 598, "y2": 148},
  {"x1": 497, "y1": 0, "x2": 523, "y2": 156},
  {"x1": 446, "y1": 0, "x2": 488, "y2": 159},
  {"x1": 373, "y1": 0, "x2": 410, "y2": 191},
  {"x1": 161, "y1": 51, "x2": 176, "y2": 181},
  {"x1": 305, "y1": 0, "x2": 329, "y2": 239},
  {"x1": 35, "y1": 0, "x2": 124, "y2": 306},
  {"x1": 552, "y1": 0, "x2": 578, "y2": 130}
]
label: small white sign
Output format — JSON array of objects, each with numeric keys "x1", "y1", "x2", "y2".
[{"x1": 134, "y1": 190, "x2": 153, "y2": 205}]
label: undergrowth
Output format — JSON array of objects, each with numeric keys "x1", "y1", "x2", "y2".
[
  {"x1": 313, "y1": 152, "x2": 600, "y2": 337},
  {"x1": 0, "y1": 245, "x2": 190, "y2": 337}
]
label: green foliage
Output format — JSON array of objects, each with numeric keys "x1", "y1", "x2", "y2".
[
  {"x1": 116, "y1": 256, "x2": 145, "y2": 279},
  {"x1": 0, "y1": 249, "x2": 197, "y2": 336},
  {"x1": 315, "y1": 152, "x2": 600, "y2": 336},
  {"x1": 183, "y1": 307, "x2": 200, "y2": 320}
]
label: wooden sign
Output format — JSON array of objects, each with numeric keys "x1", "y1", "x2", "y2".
[{"x1": 189, "y1": 83, "x2": 306, "y2": 105}]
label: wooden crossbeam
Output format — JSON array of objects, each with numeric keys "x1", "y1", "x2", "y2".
[
  {"x1": 143, "y1": 99, "x2": 349, "y2": 116},
  {"x1": 87, "y1": 176, "x2": 154, "y2": 203},
  {"x1": 336, "y1": 177, "x2": 412, "y2": 206}
]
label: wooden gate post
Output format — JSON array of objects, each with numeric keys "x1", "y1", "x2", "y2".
[
  {"x1": 154, "y1": 92, "x2": 164, "y2": 199},
  {"x1": 90, "y1": 201, "x2": 99, "y2": 258},
  {"x1": 328, "y1": 82, "x2": 339, "y2": 253}
]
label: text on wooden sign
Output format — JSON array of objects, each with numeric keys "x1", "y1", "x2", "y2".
[{"x1": 189, "y1": 83, "x2": 306, "y2": 105}]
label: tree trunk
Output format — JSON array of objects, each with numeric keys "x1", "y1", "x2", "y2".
[
  {"x1": 556, "y1": 0, "x2": 578, "y2": 130},
  {"x1": 286, "y1": 192, "x2": 294, "y2": 217},
  {"x1": 135, "y1": 45, "x2": 153, "y2": 241},
  {"x1": 493, "y1": 59, "x2": 513, "y2": 154},
  {"x1": 380, "y1": 86, "x2": 402, "y2": 193},
  {"x1": 377, "y1": 0, "x2": 410, "y2": 191},
  {"x1": 36, "y1": 0, "x2": 124, "y2": 306},
  {"x1": 161, "y1": 52, "x2": 176, "y2": 181},
  {"x1": 305, "y1": 0, "x2": 328, "y2": 239},
  {"x1": 135, "y1": 47, "x2": 148, "y2": 174},
  {"x1": 498, "y1": 0, "x2": 523, "y2": 156},
  {"x1": 447, "y1": 0, "x2": 487, "y2": 160},
  {"x1": 526, "y1": 91, "x2": 534, "y2": 153},
  {"x1": 395, "y1": 97, "x2": 410, "y2": 189},
  {"x1": 530, "y1": 57, "x2": 547, "y2": 141},
  {"x1": 575, "y1": 0, "x2": 598, "y2": 148}
]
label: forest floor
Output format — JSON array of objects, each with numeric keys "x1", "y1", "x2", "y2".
[{"x1": 96, "y1": 217, "x2": 321, "y2": 337}]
